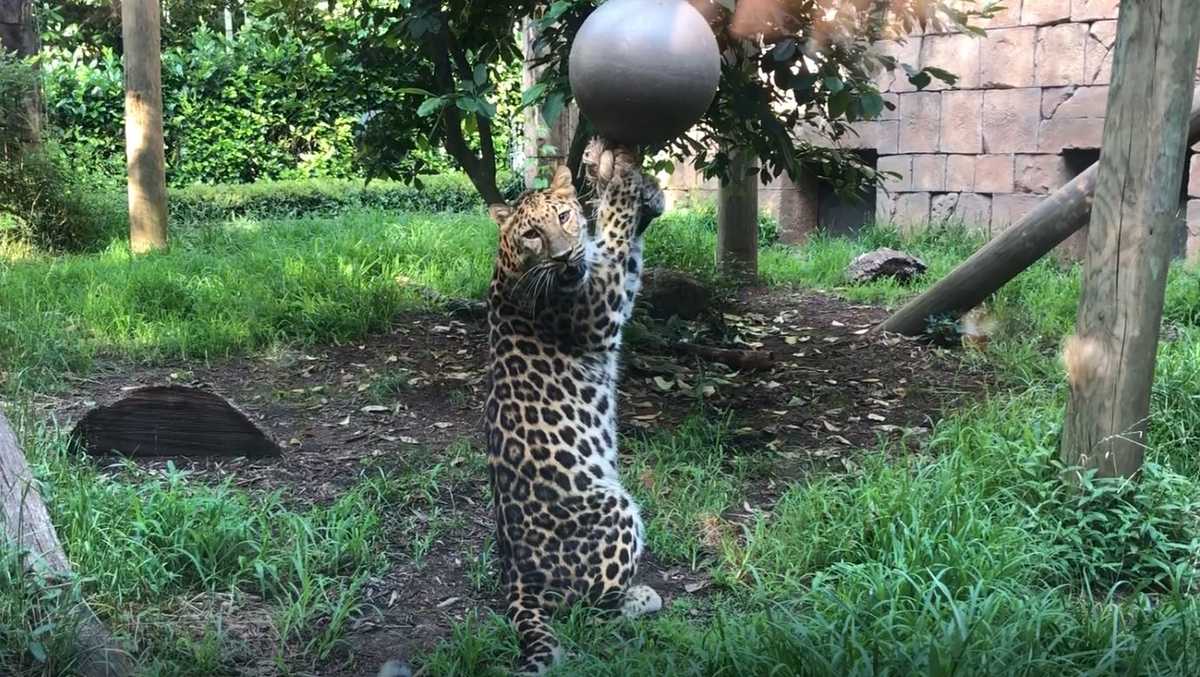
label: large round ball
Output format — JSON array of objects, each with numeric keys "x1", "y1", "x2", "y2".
[{"x1": 569, "y1": 0, "x2": 720, "y2": 146}]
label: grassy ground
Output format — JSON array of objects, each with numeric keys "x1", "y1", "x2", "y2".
[{"x1": 3, "y1": 206, "x2": 1200, "y2": 675}]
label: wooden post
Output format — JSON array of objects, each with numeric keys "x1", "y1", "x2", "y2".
[
  {"x1": 876, "y1": 98, "x2": 1200, "y2": 337},
  {"x1": 122, "y1": 0, "x2": 168, "y2": 254},
  {"x1": 716, "y1": 146, "x2": 759, "y2": 281},
  {"x1": 716, "y1": 41, "x2": 759, "y2": 282},
  {"x1": 1, "y1": 413, "x2": 133, "y2": 676},
  {"x1": 1060, "y1": 0, "x2": 1200, "y2": 480},
  {"x1": 0, "y1": 0, "x2": 41, "y2": 146},
  {"x1": 521, "y1": 17, "x2": 578, "y2": 189}
]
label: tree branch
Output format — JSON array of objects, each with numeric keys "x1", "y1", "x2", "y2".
[{"x1": 423, "y1": 11, "x2": 503, "y2": 204}]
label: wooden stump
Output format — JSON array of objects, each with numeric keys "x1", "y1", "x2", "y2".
[{"x1": 70, "y1": 386, "x2": 281, "y2": 458}]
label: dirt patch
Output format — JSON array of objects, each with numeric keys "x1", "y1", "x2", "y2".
[{"x1": 40, "y1": 286, "x2": 992, "y2": 674}]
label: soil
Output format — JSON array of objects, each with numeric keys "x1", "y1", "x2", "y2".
[{"x1": 39, "y1": 286, "x2": 994, "y2": 676}]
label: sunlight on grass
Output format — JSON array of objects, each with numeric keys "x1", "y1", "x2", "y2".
[
  {"x1": 0, "y1": 210, "x2": 497, "y2": 391},
  {"x1": 6, "y1": 201, "x2": 1200, "y2": 675}
]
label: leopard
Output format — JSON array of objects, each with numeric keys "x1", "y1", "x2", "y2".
[{"x1": 481, "y1": 138, "x2": 666, "y2": 675}]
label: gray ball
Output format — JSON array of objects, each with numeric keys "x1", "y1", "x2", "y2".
[{"x1": 569, "y1": 0, "x2": 721, "y2": 146}]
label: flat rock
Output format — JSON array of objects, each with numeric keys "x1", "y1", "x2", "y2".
[
  {"x1": 846, "y1": 248, "x2": 927, "y2": 284},
  {"x1": 639, "y1": 268, "x2": 711, "y2": 320}
]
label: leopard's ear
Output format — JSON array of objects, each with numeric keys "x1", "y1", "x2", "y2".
[
  {"x1": 488, "y1": 203, "x2": 513, "y2": 225},
  {"x1": 549, "y1": 164, "x2": 575, "y2": 198}
]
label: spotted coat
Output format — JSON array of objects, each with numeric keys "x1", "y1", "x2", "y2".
[{"x1": 483, "y1": 140, "x2": 664, "y2": 674}]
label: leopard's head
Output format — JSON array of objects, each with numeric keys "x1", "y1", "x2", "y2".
[{"x1": 489, "y1": 165, "x2": 587, "y2": 303}]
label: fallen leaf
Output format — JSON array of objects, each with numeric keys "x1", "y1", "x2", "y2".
[{"x1": 361, "y1": 405, "x2": 390, "y2": 414}]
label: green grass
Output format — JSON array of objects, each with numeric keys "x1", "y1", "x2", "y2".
[
  {"x1": 6, "y1": 198, "x2": 1200, "y2": 675},
  {"x1": 0, "y1": 410, "x2": 492, "y2": 674},
  {"x1": 419, "y1": 385, "x2": 1200, "y2": 676}
]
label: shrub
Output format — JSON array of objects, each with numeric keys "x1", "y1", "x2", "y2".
[
  {"x1": 0, "y1": 56, "x2": 119, "y2": 251},
  {"x1": 43, "y1": 27, "x2": 367, "y2": 186}
]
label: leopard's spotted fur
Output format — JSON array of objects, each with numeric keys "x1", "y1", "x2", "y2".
[{"x1": 484, "y1": 139, "x2": 664, "y2": 674}]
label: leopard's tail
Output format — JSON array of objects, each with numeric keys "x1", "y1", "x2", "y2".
[{"x1": 509, "y1": 592, "x2": 561, "y2": 675}]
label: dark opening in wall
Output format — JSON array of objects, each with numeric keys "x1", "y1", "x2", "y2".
[
  {"x1": 1064, "y1": 148, "x2": 1190, "y2": 259},
  {"x1": 816, "y1": 150, "x2": 878, "y2": 237},
  {"x1": 1062, "y1": 148, "x2": 1098, "y2": 177}
]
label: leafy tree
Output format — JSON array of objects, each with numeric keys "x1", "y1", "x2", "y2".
[
  {"x1": 39, "y1": 0, "x2": 247, "y2": 56},
  {"x1": 246, "y1": 0, "x2": 531, "y2": 203},
  {"x1": 528, "y1": 0, "x2": 991, "y2": 193},
  {"x1": 255, "y1": 0, "x2": 993, "y2": 204}
]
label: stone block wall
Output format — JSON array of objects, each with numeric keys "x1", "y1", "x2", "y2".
[
  {"x1": 661, "y1": 0, "x2": 1200, "y2": 261},
  {"x1": 867, "y1": 0, "x2": 1121, "y2": 241}
]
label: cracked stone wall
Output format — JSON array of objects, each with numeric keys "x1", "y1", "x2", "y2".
[{"x1": 663, "y1": 0, "x2": 1200, "y2": 262}]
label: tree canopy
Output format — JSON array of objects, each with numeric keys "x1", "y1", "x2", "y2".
[
  {"x1": 257, "y1": 0, "x2": 992, "y2": 203},
  {"x1": 41, "y1": 0, "x2": 995, "y2": 201}
]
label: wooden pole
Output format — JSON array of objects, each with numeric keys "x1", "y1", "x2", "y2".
[
  {"x1": 1060, "y1": 0, "x2": 1200, "y2": 480},
  {"x1": 1, "y1": 413, "x2": 134, "y2": 676},
  {"x1": 716, "y1": 146, "x2": 759, "y2": 281},
  {"x1": 0, "y1": 0, "x2": 41, "y2": 147},
  {"x1": 876, "y1": 98, "x2": 1200, "y2": 337},
  {"x1": 715, "y1": 41, "x2": 759, "y2": 282},
  {"x1": 121, "y1": 0, "x2": 168, "y2": 254}
]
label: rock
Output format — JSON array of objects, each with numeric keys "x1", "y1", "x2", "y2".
[
  {"x1": 845, "y1": 248, "x2": 927, "y2": 284},
  {"x1": 639, "y1": 268, "x2": 711, "y2": 320}
]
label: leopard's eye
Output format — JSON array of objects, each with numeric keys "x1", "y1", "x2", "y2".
[
  {"x1": 558, "y1": 210, "x2": 571, "y2": 224},
  {"x1": 521, "y1": 228, "x2": 539, "y2": 240}
]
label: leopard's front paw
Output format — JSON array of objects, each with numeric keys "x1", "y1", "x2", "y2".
[{"x1": 582, "y1": 137, "x2": 639, "y2": 188}]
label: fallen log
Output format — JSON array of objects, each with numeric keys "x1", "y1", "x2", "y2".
[
  {"x1": 70, "y1": 385, "x2": 280, "y2": 458},
  {"x1": 1, "y1": 412, "x2": 134, "y2": 676},
  {"x1": 672, "y1": 343, "x2": 776, "y2": 370},
  {"x1": 876, "y1": 94, "x2": 1200, "y2": 337}
]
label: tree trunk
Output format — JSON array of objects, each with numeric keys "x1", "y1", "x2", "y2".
[
  {"x1": 717, "y1": 146, "x2": 759, "y2": 281},
  {"x1": 1060, "y1": 0, "x2": 1200, "y2": 481},
  {"x1": 716, "y1": 42, "x2": 758, "y2": 282},
  {"x1": 121, "y1": 0, "x2": 169, "y2": 254},
  {"x1": 521, "y1": 17, "x2": 579, "y2": 190},
  {"x1": 1, "y1": 413, "x2": 134, "y2": 676},
  {"x1": 0, "y1": 0, "x2": 41, "y2": 147},
  {"x1": 876, "y1": 97, "x2": 1200, "y2": 338}
]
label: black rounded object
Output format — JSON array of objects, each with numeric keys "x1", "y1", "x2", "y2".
[{"x1": 569, "y1": 0, "x2": 721, "y2": 146}]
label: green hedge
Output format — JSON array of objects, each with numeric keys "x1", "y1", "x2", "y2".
[
  {"x1": 45, "y1": 28, "x2": 363, "y2": 186},
  {"x1": 168, "y1": 173, "x2": 521, "y2": 223}
]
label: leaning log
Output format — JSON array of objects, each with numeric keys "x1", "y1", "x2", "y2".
[
  {"x1": 876, "y1": 94, "x2": 1200, "y2": 337},
  {"x1": 1, "y1": 412, "x2": 134, "y2": 676},
  {"x1": 70, "y1": 386, "x2": 280, "y2": 458}
]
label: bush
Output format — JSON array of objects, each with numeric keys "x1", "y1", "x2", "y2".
[
  {"x1": 168, "y1": 173, "x2": 516, "y2": 223},
  {"x1": 0, "y1": 56, "x2": 119, "y2": 251},
  {"x1": 44, "y1": 26, "x2": 365, "y2": 186}
]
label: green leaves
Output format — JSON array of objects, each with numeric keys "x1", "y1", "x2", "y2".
[
  {"x1": 417, "y1": 96, "x2": 448, "y2": 117},
  {"x1": 541, "y1": 92, "x2": 566, "y2": 126}
]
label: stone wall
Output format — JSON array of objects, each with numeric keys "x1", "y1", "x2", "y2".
[{"x1": 663, "y1": 0, "x2": 1200, "y2": 261}]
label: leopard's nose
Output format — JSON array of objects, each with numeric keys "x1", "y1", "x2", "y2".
[{"x1": 550, "y1": 248, "x2": 573, "y2": 263}]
